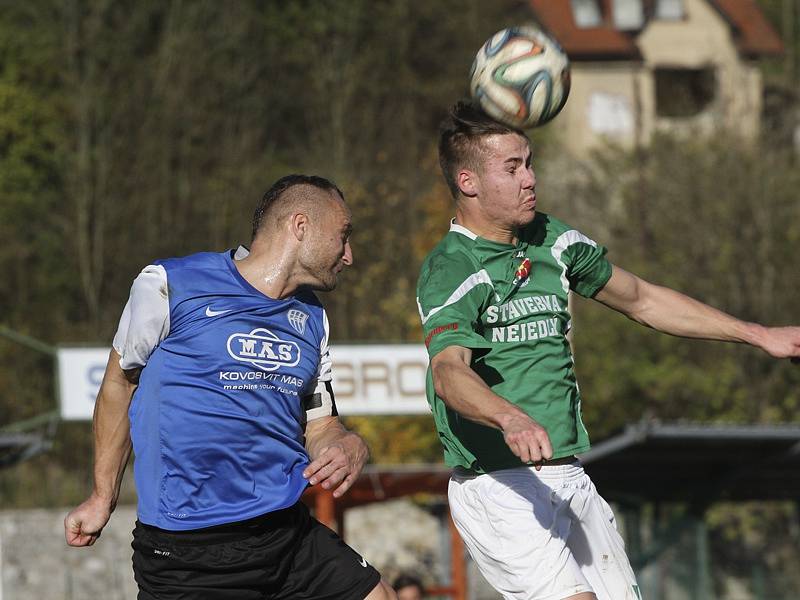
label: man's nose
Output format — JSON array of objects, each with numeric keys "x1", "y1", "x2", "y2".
[
  {"x1": 524, "y1": 167, "x2": 536, "y2": 189},
  {"x1": 342, "y1": 242, "x2": 353, "y2": 266}
]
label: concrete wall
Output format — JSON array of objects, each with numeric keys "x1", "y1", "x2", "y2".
[
  {"x1": 0, "y1": 507, "x2": 138, "y2": 600},
  {"x1": 557, "y1": 62, "x2": 649, "y2": 153},
  {"x1": 554, "y1": 0, "x2": 763, "y2": 156},
  {"x1": 0, "y1": 503, "x2": 501, "y2": 600},
  {"x1": 638, "y1": 0, "x2": 762, "y2": 139}
]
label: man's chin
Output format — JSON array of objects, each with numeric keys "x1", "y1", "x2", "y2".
[
  {"x1": 316, "y1": 277, "x2": 338, "y2": 292},
  {"x1": 516, "y1": 210, "x2": 537, "y2": 227}
]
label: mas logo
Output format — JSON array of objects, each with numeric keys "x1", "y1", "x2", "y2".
[{"x1": 227, "y1": 328, "x2": 301, "y2": 371}]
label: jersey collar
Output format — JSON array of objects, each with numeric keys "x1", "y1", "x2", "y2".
[
  {"x1": 450, "y1": 219, "x2": 528, "y2": 253},
  {"x1": 449, "y1": 219, "x2": 478, "y2": 240}
]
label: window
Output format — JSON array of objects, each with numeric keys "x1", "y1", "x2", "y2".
[
  {"x1": 570, "y1": 0, "x2": 602, "y2": 28},
  {"x1": 655, "y1": 0, "x2": 685, "y2": 20},
  {"x1": 612, "y1": 0, "x2": 645, "y2": 30},
  {"x1": 588, "y1": 93, "x2": 635, "y2": 135},
  {"x1": 655, "y1": 67, "x2": 716, "y2": 117}
]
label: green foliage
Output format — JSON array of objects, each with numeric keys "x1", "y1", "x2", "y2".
[
  {"x1": 551, "y1": 133, "x2": 800, "y2": 438},
  {"x1": 344, "y1": 416, "x2": 442, "y2": 465},
  {"x1": 0, "y1": 1, "x2": 797, "y2": 528},
  {"x1": 756, "y1": 0, "x2": 800, "y2": 84},
  {"x1": 0, "y1": 2, "x2": 796, "y2": 592},
  {"x1": 0, "y1": 0, "x2": 531, "y2": 504}
]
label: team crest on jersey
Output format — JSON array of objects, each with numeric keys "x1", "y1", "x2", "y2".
[
  {"x1": 227, "y1": 328, "x2": 301, "y2": 371},
  {"x1": 287, "y1": 309, "x2": 308, "y2": 335}
]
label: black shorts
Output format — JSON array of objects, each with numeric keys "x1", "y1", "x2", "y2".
[{"x1": 131, "y1": 502, "x2": 381, "y2": 600}]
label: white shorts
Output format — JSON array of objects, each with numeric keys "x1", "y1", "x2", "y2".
[{"x1": 448, "y1": 462, "x2": 642, "y2": 600}]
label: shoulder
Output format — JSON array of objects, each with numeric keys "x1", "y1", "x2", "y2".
[
  {"x1": 522, "y1": 213, "x2": 604, "y2": 251},
  {"x1": 419, "y1": 233, "x2": 481, "y2": 283},
  {"x1": 156, "y1": 250, "x2": 230, "y2": 272},
  {"x1": 520, "y1": 212, "x2": 573, "y2": 243},
  {"x1": 417, "y1": 234, "x2": 494, "y2": 308},
  {"x1": 292, "y1": 291, "x2": 327, "y2": 339},
  {"x1": 294, "y1": 290, "x2": 325, "y2": 312}
]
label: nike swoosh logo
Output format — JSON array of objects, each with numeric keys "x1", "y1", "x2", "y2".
[
  {"x1": 205, "y1": 306, "x2": 231, "y2": 317},
  {"x1": 359, "y1": 557, "x2": 367, "y2": 568}
]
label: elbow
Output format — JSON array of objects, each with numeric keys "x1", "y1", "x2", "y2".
[
  {"x1": 431, "y1": 359, "x2": 456, "y2": 400},
  {"x1": 431, "y1": 361, "x2": 448, "y2": 400},
  {"x1": 430, "y1": 346, "x2": 471, "y2": 401},
  {"x1": 622, "y1": 281, "x2": 657, "y2": 328}
]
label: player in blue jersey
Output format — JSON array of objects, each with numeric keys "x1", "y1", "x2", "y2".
[{"x1": 64, "y1": 175, "x2": 397, "y2": 600}]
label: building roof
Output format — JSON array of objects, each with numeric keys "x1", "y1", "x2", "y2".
[
  {"x1": 579, "y1": 420, "x2": 800, "y2": 505},
  {"x1": 530, "y1": 0, "x2": 640, "y2": 60},
  {"x1": 710, "y1": 0, "x2": 785, "y2": 56},
  {"x1": 529, "y1": 0, "x2": 784, "y2": 60}
]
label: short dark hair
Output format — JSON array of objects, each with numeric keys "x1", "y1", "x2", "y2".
[
  {"x1": 438, "y1": 100, "x2": 527, "y2": 198},
  {"x1": 252, "y1": 174, "x2": 344, "y2": 240},
  {"x1": 392, "y1": 573, "x2": 424, "y2": 593}
]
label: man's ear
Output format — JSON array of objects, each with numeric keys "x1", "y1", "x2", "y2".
[
  {"x1": 457, "y1": 168, "x2": 479, "y2": 198},
  {"x1": 290, "y1": 212, "x2": 309, "y2": 241}
]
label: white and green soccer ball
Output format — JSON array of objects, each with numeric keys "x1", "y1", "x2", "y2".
[{"x1": 470, "y1": 25, "x2": 571, "y2": 129}]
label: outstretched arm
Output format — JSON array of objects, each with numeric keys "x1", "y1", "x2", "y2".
[
  {"x1": 303, "y1": 416, "x2": 369, "y2": 498},
  {"x1": 594, "y1": 265, "x2": 800, "y2": 359},
  {"x1": 64, "y1": 350, "x2": 138, "y2": 546},
  {"x1": 431, "y1": 345, "x2": 553, "y2": 466}
]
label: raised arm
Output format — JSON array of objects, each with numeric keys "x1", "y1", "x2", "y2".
[
  {"x1": 64, "y1": 350, "x2": 138, "y2": 546},
  {"x1": 594, "y1": 264, "x2": 800, "y2": 359},
  {"x1": 431, "y1": 345, "x2": 553, "y2": 466}
]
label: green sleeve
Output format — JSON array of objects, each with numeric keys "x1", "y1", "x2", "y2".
[
  {"x1": 559, "y1": 232, "x2": 612, "y2": 298},
  {"x1": 416, "y1": 251, "x2": 494, "y2": 358}
]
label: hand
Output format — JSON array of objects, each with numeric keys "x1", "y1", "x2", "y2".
[
  {"x1": 756, "y1": 326, "x2": 800, "y2": 361},
  {"x1": 498, "y1": 412, "x2": 553, "y2": 470},
  {"x1": 64, "y1": 494, "x2": 112, "y2": 547},
  {"x1": 303, "y1": 432, "x2": 369, "y2": 498}
]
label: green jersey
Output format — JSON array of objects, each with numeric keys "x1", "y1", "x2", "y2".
[{"x1": 416, "y1": 213, "x2": 612, "y2": 473}]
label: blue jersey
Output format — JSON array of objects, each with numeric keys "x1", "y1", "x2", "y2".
[{"x1": 127, "y1": 250, "x2": 329, "y2": 530}]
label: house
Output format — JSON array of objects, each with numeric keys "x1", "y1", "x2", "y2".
[{"x1": 529, "y1": 0, "x2": 784, "y2": 154}]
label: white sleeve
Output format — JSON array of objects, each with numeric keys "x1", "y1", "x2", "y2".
[
  {"x1": 112, "y1": 264, "x2": 170, "y2": 370},
  {"x1": 302, "y1": 309, "x2": 337, "y2": 422}
]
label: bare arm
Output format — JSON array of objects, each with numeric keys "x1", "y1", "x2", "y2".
[
  {"x1": 431, "y1": 345, "x2": 553, "y2": 466},
  {"x1": 302, "y1": 416, "x2": 369, "y2": 498},
  {"x1": 595, "y1": 265, "x2": 800, "y2": 359},
  {"x1": 64, "y1": 350, "x2": 138, "y2": 546}
]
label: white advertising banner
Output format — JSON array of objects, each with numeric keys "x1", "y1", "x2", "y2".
[
  {"x1": 57, "y1": 344, "x2": 430, "y2": 421},
  {"x1": 329, "y1": 344, "x2": 430, "y2": 415},
  {"x1": 57, "y1": 347, "x2": 110, "y2": 421}
]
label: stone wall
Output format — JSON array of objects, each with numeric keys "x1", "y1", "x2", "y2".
[
  {"x1": 0, "y1": 507, "x2": 139, "y2": 600},
  {"x1": 0, "y1": 503, "x2": 500, "y2": 600}
]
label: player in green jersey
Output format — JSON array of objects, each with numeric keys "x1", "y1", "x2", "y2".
[{"x1": 416, "y1": 102, "x2": 800, "y2": 600}]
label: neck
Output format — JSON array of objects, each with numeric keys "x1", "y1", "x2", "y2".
[
  {"x1": 454, "y1": 206, "x2": 518, "y2": 245},
  {"x1": 235, "y1": 239, "x2": 302, "y2": 299}
]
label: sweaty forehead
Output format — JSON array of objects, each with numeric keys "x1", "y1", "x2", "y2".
[{"x1": 481, "y1": 133, "x2": 530, "y2": 163}]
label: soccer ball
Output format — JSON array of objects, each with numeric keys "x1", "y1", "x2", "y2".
[{"x1": 470, "y1": 25, "x2": 571, "y2": 129}]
